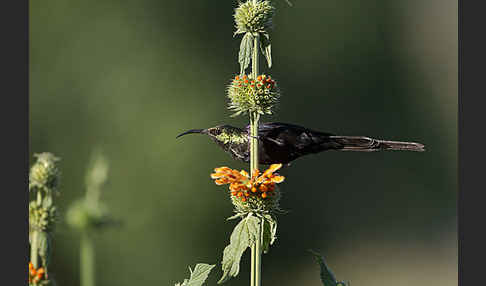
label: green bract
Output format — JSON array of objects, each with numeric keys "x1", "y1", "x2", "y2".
[{"x1": 234, "y1": 1, "x2": 274, "y2": 35}]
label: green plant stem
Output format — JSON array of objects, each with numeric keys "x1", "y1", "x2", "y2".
[
  {"x1": 250, "y1": 245, "x2": 255, "y2": 286},
  {"x1": 254, "y1": 216, "x2": 263, "y2": 286},
  {"x1": 81, "y1": 233, "x2": 95, "y2": 286},
  {"x1": 250, "y1": 24, "x2": 261, "y2": 175},
  {"x1": 31, "y1": 231, "x2": 39, "y2": 269},
  {"x1": 250, "y1": 19, "x2": 262, "y2": 286},
  {"x1": 31, "y1": 191, "x2": 43, "y2": 269}
]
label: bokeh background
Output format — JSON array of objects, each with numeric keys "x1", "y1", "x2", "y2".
[{"x1": 29, "y1": 0, "x2": 457, "y2": 285}]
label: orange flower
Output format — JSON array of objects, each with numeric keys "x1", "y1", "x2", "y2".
[
  {"x1": 28, "y1": 262, "x2": 46, "y2": 283},
  {"x1": 211, "y1": 164, "x2": 285, "y2": 201}
]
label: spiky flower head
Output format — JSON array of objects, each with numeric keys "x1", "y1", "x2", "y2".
[
  {"x1": 234, "y1": 0, "x2": 275, "y2": 35},
  {"x1": 211, "y1": 164, "x2": 285, "y2": 215},
  {"x1": 227, "y1": 74, "x2": 280, "y2": 116},
  {"x1": 29, "y1": 153, "x2": 60, "y2": 194}
]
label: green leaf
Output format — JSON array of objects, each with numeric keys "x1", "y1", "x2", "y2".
[
  {"x1": 239, "y1": 33, "x2": 254, "y2": 75},
  {"x1": 218, "y1": 214, "x2": 260, "y2": 284},
  {"x1": 245, "y1": 214, "x2": 260, "y2": 244},
  {"x1": 309, "y1": 250, "x2": 348, "y2": 286},
  {"x1": 175, "y1": 264, "x2": 215, "y2": 286},
  {"x1": 175, "y1": 263, "x2": 215, "y2": 286},
  {"x1": 262, "y1": 214, "x2": 277, "y2": 253},
  {"x1": 260, "y1": 33, "x2": 272, "y2": 68},
  {"x1": 38, "y1": 232, "x2": 52, "y2": 268},
  {"x1": 226, "y1": 213, "x2": 244, "y2": 221}
]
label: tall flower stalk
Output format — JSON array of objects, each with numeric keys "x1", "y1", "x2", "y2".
[
  {"x1": 178, "y1": 1, "x2": 350, "y2": 285},
  {"x1": 29, "y1": 153, "x2": 61, "y2": 286},
  {"x1": 211, "y1": 1, "x2": 288, "y2": 285},
  {"x1": 249, "y1": 3, "x2": 262, "y2": 286},
  {"x1": 66, "y1": 150, "x2": 117, "y2": 286}
]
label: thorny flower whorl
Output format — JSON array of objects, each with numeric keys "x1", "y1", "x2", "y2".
[
  {"x1": 211, "y1": 164, "x2": 285, "y2": 215},
  {"x1": 29, "y1": 153, "x2": 61, "y2": 193},
  {"x1": 227, "y1": 74, "x2": 280, "y2": 116},
  {"x1": 234, "y1": 0, "x2": 275, "y2": 34}
]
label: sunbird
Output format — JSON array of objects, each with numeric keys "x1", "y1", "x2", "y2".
[{"x1": 176, "y1": 122, "x2": 425, "y2": 165}]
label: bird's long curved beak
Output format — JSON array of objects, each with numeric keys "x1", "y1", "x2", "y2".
[{"x1": 176, "y1": 129, "x2": 206, "y2": 139}]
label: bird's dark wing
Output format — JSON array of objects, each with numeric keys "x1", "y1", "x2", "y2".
[
  {"x1": 252, "y1": 122, "x2": 340, "y2": 164},
  {"x1": 246, "y1": 122, "x2": 424, "y2": 164}
]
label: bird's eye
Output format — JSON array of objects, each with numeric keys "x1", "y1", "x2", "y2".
[{"x1": 210, "y1": 129, "x2": 221, "y2": 136}]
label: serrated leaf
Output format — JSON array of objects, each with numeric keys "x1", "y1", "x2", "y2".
[
  {"x1": 245, "y1": 214, "x2": 260, "y2": 245},
  {"x1": 187, "y1": 264, "x2": 215, "y2": 286},
  {"x1": 262, "y1": 214, "x2": 277, "y2": 253},
  {"x1": 260, "y1": 33, "x2": 272, "y2": 68},
  {"x1": 239, "y1": 33, "x2": 254, "y2": 75},
  {"x1": 218, "y1": 215, "x2": 260, "y2": 284},
  {"x1": 309, "y1": 250, "x2": 348, "y2": 286},
  {"x1": 175, "y1": 263, "x2": 215, "y2": 286}
]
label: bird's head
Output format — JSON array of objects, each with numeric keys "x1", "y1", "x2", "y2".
[{"x1": 176, "y1": 125, "x2": 246, "y2": 145}]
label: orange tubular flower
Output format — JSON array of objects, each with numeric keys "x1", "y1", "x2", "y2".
[
  {"x1": 211, "y1": 164, "x2": 285, "y2": 202},
  {"x1": 28, "y1": 262, "x2": 46, "y2": 284}
]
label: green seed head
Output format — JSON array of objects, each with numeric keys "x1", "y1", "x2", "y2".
[{"x1": 234, "y1": 0, "x2": 275, "y2": 34}]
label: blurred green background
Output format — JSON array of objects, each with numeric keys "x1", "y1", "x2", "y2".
[{"x1": 29, "y1": 0, "x2": 457, "y2": 285}]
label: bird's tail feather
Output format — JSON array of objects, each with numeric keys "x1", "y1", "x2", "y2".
[{"x1": 328, "y1": 136, "x2": 425, "y2": 152}]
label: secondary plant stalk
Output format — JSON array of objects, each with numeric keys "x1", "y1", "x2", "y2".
[
  {"x1": 31, "y1": 191, "x2": 43, "y2": 269},
  {"x1": 81, "y1": 233, "x2": 95, "y2": 286}
]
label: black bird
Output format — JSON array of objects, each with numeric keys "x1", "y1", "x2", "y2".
[{"x1": 176, "y1": 122, "x2": 425, "y2": 165}]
